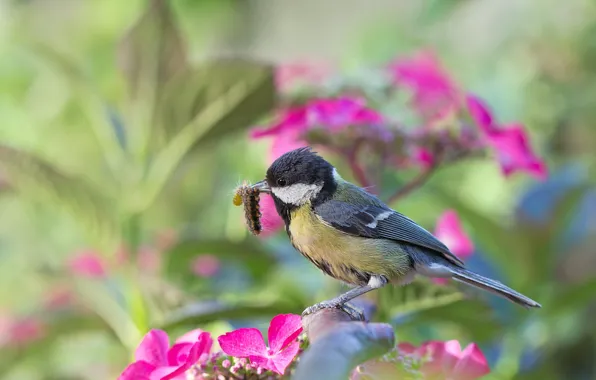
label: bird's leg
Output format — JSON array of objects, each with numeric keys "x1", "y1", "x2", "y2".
[{"x1": 302, "y1": 275, "x2": 388, "y2": 320}]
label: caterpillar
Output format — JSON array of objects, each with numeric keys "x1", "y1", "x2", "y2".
[{"x1": 233, "y1": 183, "x2": 262, "y2": 236}]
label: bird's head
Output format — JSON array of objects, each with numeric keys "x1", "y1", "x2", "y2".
[{"x1": 252, "y1": 147, "x2": 337, "y2": 207}]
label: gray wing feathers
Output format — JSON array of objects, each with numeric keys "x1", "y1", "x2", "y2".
[{"x1": 314, "y1": 199, "x2": 464, "y2": 267}]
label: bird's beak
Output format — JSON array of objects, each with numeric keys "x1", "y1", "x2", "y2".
[{"x1": 251, "y1": 179, "x2": 271, "y2": 194}]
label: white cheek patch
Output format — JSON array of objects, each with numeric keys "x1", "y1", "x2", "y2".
[
  {"x1": 271, "y1": 183, "x2": 323, "y2": 205},
  {"x1": 365, "y1": 210, "x2": 393, "y2": 228}
]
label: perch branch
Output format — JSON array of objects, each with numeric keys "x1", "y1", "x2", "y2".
[{"x1": 293, "y1": 300, "x2": 395, "y2": 380}]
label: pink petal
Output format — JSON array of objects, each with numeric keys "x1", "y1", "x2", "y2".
[
  {"x1": 306, "y1": 97, "x2": 383, "y2": 132},
  {"x1": 412, "y1": 147, "x2": 434, "y2": 169},
  {"x1": 267, "y1": 314, "x2": 303, "y2": 353},
  {"x1": 167, "y1": 342, "x2": 193, "y2": 366},
  {"x1": 250, "y1": 107, "x2": 309, "y2": 139},
  {"x1": 466, "y1": 95, "x2": 495, "y2": 133},
  {"x1": 419, "y1": 340, "x2": 460, "y2": 376},
  {"x1": 249, "y1": 340, "x2": 301, "y2": 375},
  {"x1": 158, "y1": 341, "x2": 203, "y2": 380},
  {"x1": 388, "y1": 50, "x2": 460, "y2": 121},
  {"x1": 486, "y1": 124, "x2": 548, "y2": 180},
  {"x1": 258, "y1": 194, "x2": 285, "y2": 237},
  {"x1": 434, "y1": 210, "x2": 474, "y2": 259},
  {"x1": 218, "y1": 328, "x2": 267, "y2": 357},
  {"x1": 175, "y1": 328, "x2": 206, "y2": 344},
  {"x1": 68, "y1": 251, "x2": 107, "y2": 278},
  {"x1": 268, "y1": 131, "x2": 308, "y2": 164},
  {"x1": 149, "y1": 366, "x2": 185, "y2": 380},
  {"x1": 135, "y1": 330, "x2": 170, "y2": 367},
  {"x1": 190, "y1": 254, "x2": 221, "y2": 278},
  {"x1": 452, "y1": 343, "x2": 490, "y2": 380},
  {"x1": 118, "y1": 360, "x2": 155, "y2": 380}
]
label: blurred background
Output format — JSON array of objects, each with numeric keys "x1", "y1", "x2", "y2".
[{"x1": 1, "y1": 0, "x2": 596, "y2": 379}]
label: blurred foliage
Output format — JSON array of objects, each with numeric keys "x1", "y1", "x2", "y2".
[{"x1": 1, "y1": 0, "x2": 596, "y2": 379}]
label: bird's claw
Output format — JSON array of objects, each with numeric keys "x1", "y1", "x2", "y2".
[{"x1": 301, "y1": 301, "x2": 366, "y2": 321}]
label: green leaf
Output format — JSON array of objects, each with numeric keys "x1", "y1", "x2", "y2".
[
  {"x1": 117, "y1": 0, "x2": 188, "y2": 157},
  {"x1": 159, "y1": 299, "x2": 299, "y2": 330},
  {"x1": 154, "y1": 59, "x2": 276, "y2": 148},
  {"x1": 0, "y1": 145, "x2": 119, "y2": 245},
  {"x1": 117, "y1": 0, "x2": 187, "y2": 99},
  {"x1": 163, "y1": 239, "x2": 277, "y2": 288},
  {"x1": 129, "y1": 59, "x2": 275, "y2": 212}
]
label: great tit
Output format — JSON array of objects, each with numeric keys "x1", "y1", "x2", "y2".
[{"x1": 251, "y1": 147, "x2": 541, "y2": 316}]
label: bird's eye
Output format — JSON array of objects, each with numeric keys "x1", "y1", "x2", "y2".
[{"x1": 277, "y1": 178, "x2": 287, "y2": 186}]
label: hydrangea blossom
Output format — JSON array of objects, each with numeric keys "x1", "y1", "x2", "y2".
[
  {"x1": 398, "y1": 340, "x2": 490, "y2": 380},
  {"x1": 119, "y1": 329, "x2": 213, "y2": 380},
  {"x1": 218, "y1": 314, "x2": 303, "y2": 375}
]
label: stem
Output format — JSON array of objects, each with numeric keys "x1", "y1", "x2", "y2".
[
  {"x1": 347, "y1": 141, "x2": 372, "y2": 189},
  {"x1": 387, "y1": 166, "x2": 436, "y2": 205}
]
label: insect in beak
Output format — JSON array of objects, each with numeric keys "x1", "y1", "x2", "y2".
[{"x1": 251, "y1": 179, "x2": 271, "y2": 194}]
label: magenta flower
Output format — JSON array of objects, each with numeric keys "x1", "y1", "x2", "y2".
[
  {"x1": 435, "y1": 210, "x2": 474, "y2": 259},
  {"x1": 119, "y1": 329, "x2": 213, "y2": 380},
  {"x1": 218, "y1": 314, "x2": 303, "y2": 375},
  {"x1": 0, "y1": 315, "x2": 46, "y2": 347},
  {"x1": 466, "y1": 94, "x2": 496, "y2": 134},
  {"x1": 486, "y1": 124, "x2": 547, "y2": 180},
  {"x1": 68, "y1": 251, "x2": 107, "y2": 278},
  {"x1": 268, "y1": 130, "x2": 308, "y2": 164},
  {"x1": 251, "y1": 97, "x2": 385, "y2": 139},
  {"x1": 398, "y1": 340, "x2": 490, "y2": 380},
  {"x1": 466, "y1": 94, "x2": 547, "y2": 179},
  {"x1": 388, "y1": 50, "x2": 460, "y2": 121},
  {"x1": 433, "y1": 210, "x2": 473, "y2": 285},
  {"x1": 190, "y1": 254, "x2": 221, "y2": 278},
  {"x1": 258, "y1": 194, "x2": 285, "y2": 236}
]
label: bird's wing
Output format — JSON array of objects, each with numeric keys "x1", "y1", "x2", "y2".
[{"x1": 313, "y1": 199, "x2": 465, "y2": 267}]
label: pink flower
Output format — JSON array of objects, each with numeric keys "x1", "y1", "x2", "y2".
[
  {"x1": 190, "y1": 254, "x2": 221, "y2": 278},
  {"x1": 466, "y1": 94, "x2": 547, "y2": 179},
  {"x1": 137, "y1": 246, "x2": 162, "y2": 273},
  {"x1": 68, "y1": 251, "x2": 107, "y2": 278},
  {"x1": 250, "y1": 97, "x2": 385, "y2": 139},
  {"x1": 466, "y1": 94, "x2": 496, "y2": 134},
  {"x1": 388, "y1": 50, "x2": 460, "y2": 121},
  {"x1": 412, "y1": 147, "x2": 435, "y2": 169},
  {"x1": 433, "y1": 210, "x2": 474, "y2": 285},
  {"x1": 218, "y1": 314, "x2": 303, "y2": 375},
  {"x1": 268, "y1": 130, "x2": 308, "y2": 164},
  {"x1": 275, "y1": 62, "x2": 332, "y2": 93},
  {"x1": 0, "y1": 316, "x2": 46, "y2": 347},
  {"x1": 398, "y1": 340, "x2": 490, "y2": 380},
  {"x1": 435, "y1": 210, "x2": 474, "y2": 258},
  {"x1": 119, "y1": 329, "x2": 213, "y2": 380},
  {"x1": 258, "y1": 194, "x2": 285, "y2": 236},
  {"x1": 486, "y1": 125, "x2": 547, "y2": 180}
]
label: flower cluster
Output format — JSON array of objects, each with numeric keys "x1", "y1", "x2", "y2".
[
  {"x1": 119, "y1": 314, "x2": 304, "y2": 380},
  {"x1": 354, "y1": 340, "x2": 490, "y2": 380},
  {"x1": 119, "y1": 314, "x2": 490, "y2": 380}
]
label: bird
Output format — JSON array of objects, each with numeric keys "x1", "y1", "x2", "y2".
[{"x1": 250, "y1": 147, "x2": 541, "y2": 317}]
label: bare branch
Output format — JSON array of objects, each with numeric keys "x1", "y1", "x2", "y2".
[{"x1": 294, "y1": 301, "x2": 395, "y2": 380}]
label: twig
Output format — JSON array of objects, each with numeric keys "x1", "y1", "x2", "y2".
[
  {"x1": 386, "y1": 166, "x2": 437, "y2": 205},
  {"x1": 347, "y1": 141, "x2": 372, "y2": 189},
  {"x1": 293, "y1": 300, "x2": 395, "y2": 380}
]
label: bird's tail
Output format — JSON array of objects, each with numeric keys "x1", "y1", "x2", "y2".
[{"x1": 448, "y1": 267, "x2": 541, "y2": 309}]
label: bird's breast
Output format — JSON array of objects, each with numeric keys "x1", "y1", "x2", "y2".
[{"x1": 287, "y1": 205, "x2": 410, "y2": 285}]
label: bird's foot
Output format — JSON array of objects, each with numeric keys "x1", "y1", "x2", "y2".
[{"x1": 301, "y1": 301, "x2": 366, "y2": 322}]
